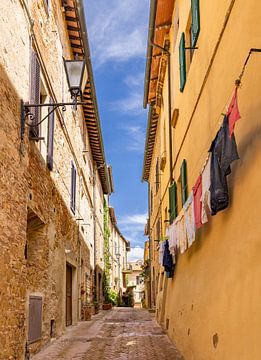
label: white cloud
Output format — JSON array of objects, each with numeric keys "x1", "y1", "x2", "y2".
[
  {"x1": 118, "y1": 212, "x2": 147, "y2": 226},
  {"x1": 128, "y1": 247, "x2": 144, "y2": 262},
  {"x1": 117, "y1": 213, "x2": 147, "y2": 255},
  {"x1": 86, "y1": 0, "x2": 149, "y2": 66}
]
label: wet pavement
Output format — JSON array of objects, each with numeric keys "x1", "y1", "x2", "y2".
[{"x1": 32, "y1": 307, "x2": 183, "y2": 360}]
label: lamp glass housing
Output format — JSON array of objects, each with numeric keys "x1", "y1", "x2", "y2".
[{"x1": 64, "y1": 59, "x2": 88, "y2": 97}]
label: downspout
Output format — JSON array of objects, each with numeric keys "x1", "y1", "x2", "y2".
[{"x1": 167, "y1": 52, "x2": 173, "y2": 183}]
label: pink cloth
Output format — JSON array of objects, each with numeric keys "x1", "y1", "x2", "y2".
[
  {"x1": 226, "y1": 88, "x2": 241, "y2": 137},
  {"x1": 193, "y1": 175, "x2": 202, "y2": 229}
]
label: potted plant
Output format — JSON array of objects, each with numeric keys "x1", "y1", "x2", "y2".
[{"x1": 93, "y1": 300, "x2": 99, "y2": 314}]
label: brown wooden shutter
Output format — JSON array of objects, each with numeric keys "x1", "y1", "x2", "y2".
[
  {"x1": 30, "y1": 50, "x2": 41, "y2": 138},
  {"x1": 28, "y1": 296, "x2": 42, "y2": 343},
  {"x1": 47, "y1": 98, "x2": 55, "y2": 170},
  {"x1": 156, "y1": 158, "x2": 159, "y2": 192},
  {"x1": 70, "y1": 162, "x2": 76, "y2": 213}
]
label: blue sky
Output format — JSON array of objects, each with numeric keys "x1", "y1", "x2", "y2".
[{"x1": 85, "y1": 0, "x2": 150, "y2": 261}]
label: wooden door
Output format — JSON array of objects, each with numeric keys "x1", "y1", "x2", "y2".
[{"x1": 66, "y1": 265, "x2": 72, "y2": 326}]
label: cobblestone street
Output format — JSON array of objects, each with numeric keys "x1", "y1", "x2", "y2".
[{"x1": 31, "y1": 308, "x2": 183, "y2": 360}]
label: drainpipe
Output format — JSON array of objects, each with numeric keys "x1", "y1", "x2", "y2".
[{"x1": 167, "y1": 52, "x2": 173, "y2": 183}]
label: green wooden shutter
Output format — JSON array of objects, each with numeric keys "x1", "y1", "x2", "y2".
[
  {"x1": 179, "y1": 33, "x2": 186, "y2": 92},
  {"x1": 181, "y1": 159, "x2": 188, "y2": 205},
  {"x1": 191, "y1": 0, "x2": 200, "y2": 47},
  {"x1": 169, "y1": 182, "x2": 177, "y2": 224}
]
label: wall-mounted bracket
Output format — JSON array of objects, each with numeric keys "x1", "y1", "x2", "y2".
[{"x1": 20, "y1": 99, "x2": 87, "y2": 140}]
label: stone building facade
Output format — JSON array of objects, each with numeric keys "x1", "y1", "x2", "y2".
[
  {"x1": 108, "y1": 207, "x2": 130, "y2": 293},
  {"x1": 0, "y1": 0, "x2": 112, "y2": 358},
  {"x1": 143, "y1": 0, "x2": 261, "y2": 359}
]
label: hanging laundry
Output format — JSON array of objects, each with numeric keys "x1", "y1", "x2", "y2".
[
  {"x1": 176, "y1": 209, "x2": 187, "y2": 254},
  {"x1": 168, "y1": 221, "x2": 177, "y2": 257},
  {"x1": 163, "y1": 240, "x2": 174, "y2": 277},
  {"x1": 209, "y1": 115, "x2": 239, "y2": 215},
  {"x1": 193, "y1": 174, "x2": 203, "y2": 229},
  {"x1": 226, "y1": 88, "x2": 241, "y2": 137},
  {"x1": 201, "y1": 154, "x2": 211, "y2": 224},
  {"x1": 184, "y1": 192, "x2": 196, "y2": 247},
  {"x1": 159, "y1": 240, "x2": 166, "y2": 266}
]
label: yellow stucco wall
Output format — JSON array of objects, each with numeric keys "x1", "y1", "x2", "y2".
[{"x1": 148, "y1": 0, "x2": 261, "y2": 358}]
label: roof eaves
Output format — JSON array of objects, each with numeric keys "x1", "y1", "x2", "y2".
[
  {"x1": 143, "y1": 0, "x2": 158, "y2": 109},
  {"x1": 75, "y1": 0, "x2": 111, "y2": 194}
]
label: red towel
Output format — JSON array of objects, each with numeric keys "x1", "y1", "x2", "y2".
[
  {"x1": 193, "y1": 175, "x2": 202, "y2": 229},
  {"x1": 226, "y1": 88, "x2": 241, "y2": 137}
]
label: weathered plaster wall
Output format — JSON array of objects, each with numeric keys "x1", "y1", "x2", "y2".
[{"x1": 149, "y1": 0, "x2": 261, "y2": 359}]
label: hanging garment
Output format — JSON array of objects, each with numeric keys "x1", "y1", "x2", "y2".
[
  {"x1": 163, "y1": 240, "x2": 173, "y2": 273},
  {"x1": 159, "y1": 240, "x2": 166, "y2": 266},
  {"x1": 201, "y1": 155, "x2": 211, "y2": 224},
  {"x1": 209, "y1": 115, "x2": 239, "y2": 215},
  {"x1": 184, "y1": 192, "x2": 196, "y2": 247},
  {"x1": 176, "y1": 209, "x2": 187, "y2": 254},
  {"x1": 226, "y1": 88, "x2": 241, "y2": 137},
  {"x1": 169, "y1": 221, "x2": 177, "y2": 257},
  {"x1": 193, "y1": 174, "x2": 203, "y2": 229}
]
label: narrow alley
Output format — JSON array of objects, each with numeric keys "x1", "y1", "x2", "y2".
[{"x1": 31, "y1": 308, "x2": 183, "y2": 360}]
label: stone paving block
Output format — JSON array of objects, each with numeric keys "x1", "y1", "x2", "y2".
[{"x1": 32, "y1": 308, "x2": 183, "y2": 360}]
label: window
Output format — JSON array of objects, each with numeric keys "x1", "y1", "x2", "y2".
[
  {"x1": 169, "y1": 182, "x2": 178, "y2": 224},
  {"x1": 180, "y1": 159, "x2": 188, "y2": 205},
  {"x1": 30, "y1": 50, "x2": 41, "y2": 138},
  {"x1": 191, "y1": 0, "x2": 200, "y2": 47},
  {"x1": 156, "y1": 218, "x2": 161, "y2": 241},
  {"x1": 150, "y1": 189, "x2": 153, "y2": 214},
  {"x1": 155, "y1": 158, "x2": 159, "y2": 193},
  {"x1": 179, "y1": 33, "x2": 186, "y2": 92},
  {"x1": 70, "y1": 162, "x2": 76, "y2": 213},
  {"x1": 43, "y1": 0, "x2": 50, "y2": 14}
]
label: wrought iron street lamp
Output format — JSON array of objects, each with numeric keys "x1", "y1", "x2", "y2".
[
  {"x1": 63, "y1": 58, "x2": 88, "y2": 104},
  {"x1": 21, "y1": 57, "x2": 88, "y2": 140}
]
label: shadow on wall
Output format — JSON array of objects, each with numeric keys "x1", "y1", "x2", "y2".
[{"x1": 0, "y1": 64, "x2": 28, "y2": 359}]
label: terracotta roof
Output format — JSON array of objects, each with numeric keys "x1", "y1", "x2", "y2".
[
  {"x1": 63, "y1": 0, "x2": 111, "y2": 194},
  {"x1": 142, "y1": 0, "x2": 174, "y2": 182}
]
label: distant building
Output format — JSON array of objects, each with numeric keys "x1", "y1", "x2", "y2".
[
  {"x1": 108, "y1": 207, "x2": 130, "y2": 294},
  {"x1": 127, "y1": 260, "x2": 145, "y2": 306}
]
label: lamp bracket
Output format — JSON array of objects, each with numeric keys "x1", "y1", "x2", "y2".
[{"x1": 21, "y1": 100, "x2": 87, "y2": 140}]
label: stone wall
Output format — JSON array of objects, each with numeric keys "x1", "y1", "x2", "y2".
[{"x1": 0, "y1": 0, "x2": 104, "y2": 358}]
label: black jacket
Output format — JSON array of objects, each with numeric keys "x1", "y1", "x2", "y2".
[{"x1": 209, "y1": 116, "x2": 239, "y2": 215}]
